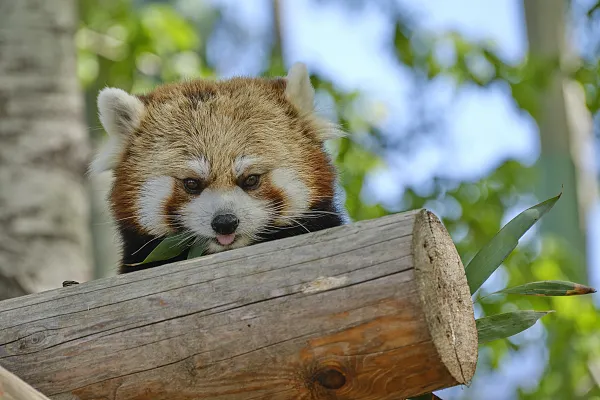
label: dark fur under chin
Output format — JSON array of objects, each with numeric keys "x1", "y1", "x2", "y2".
[{"x1": 117, "y1": 199, "x2": 346, "y2": 274}]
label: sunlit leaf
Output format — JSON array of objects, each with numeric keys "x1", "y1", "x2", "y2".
[
  {"x1": 125, "y1": 235, "x2": 192, "y2": 266},
  {"x1": 187, "y1": 241, "x2": 208, "y2": 259},
  {"x1": 476, "y1": 310, "x2": 553, "y2": 343},
  {"x1": 393, "y1": 22, "x2": 414, "y2": 66},
  {"x1": 492, "y1": 280, "x2": 596, "y2": 297},
  {"x1": 465, "y1": 192, "x2": 561, "y2": 294}
]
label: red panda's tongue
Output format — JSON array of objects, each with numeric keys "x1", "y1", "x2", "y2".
[{"x1": 216, "y1": 234, "x2": 236, "y2": 246}]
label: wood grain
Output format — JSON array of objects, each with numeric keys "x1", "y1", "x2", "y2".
[{"x1": 0, "y1": 209, "x2": 477, "y2": 400}]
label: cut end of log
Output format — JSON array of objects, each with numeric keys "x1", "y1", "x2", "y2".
[{"x1": 413, "y1": 209, "x2": 478, "y2": 385}]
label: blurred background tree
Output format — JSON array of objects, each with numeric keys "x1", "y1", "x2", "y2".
[
  {"x1": 0, "y1": 0, "x2": 93, "y2": 299},
  {"x1": 1, "y1": 0, "x2": 598, "y2": 398}
]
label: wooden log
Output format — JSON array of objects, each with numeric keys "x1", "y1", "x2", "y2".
[
  {"x1": 0, "y1": 209, "x2": 478, "y2": 400},
  {"x1": 0, "y1": 365, "x2": 52, "y2": 400}
]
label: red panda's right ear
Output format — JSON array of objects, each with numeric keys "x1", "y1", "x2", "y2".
[
  {"x1": 97, "y1": 87, "x2": 145, "y2": 137},
  {"x1": 90, "y1": 88, "x2": 145, "y2": 174}
]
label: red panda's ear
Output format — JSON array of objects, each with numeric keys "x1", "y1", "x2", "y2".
[
  {"x1": 284, "y1": 63, "x2": 346, "y2": 143},
  {"x1": 284, "y1": 62, "x2": 315, "y2": 115},
  {"x1": 90, "y1": 88, "x2": 145, "y2": 174},
  {"x1": 97, "y1": 87, "x2": 145, "y2": 137}
]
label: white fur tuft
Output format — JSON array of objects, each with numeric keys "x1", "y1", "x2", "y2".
[
  {"x1": 188, "y1": 158, "x2": 211, "y2": 179},
  {"x1": 90, "y1": 87, "x2": 145, "y2": 174},
  {"x1": 89, "y1": 135, "x2": 123, "y2": 175},
  {"x1": 233, "y1": 155, "x2": 259, "y2": 177},
  {"x1": 285, "y1": 62, "x2": 315, "y2": 114},
  {"x1": 138, "y1": 176, "x2": 174, "y2": 236},
  {"x1": 313, "y1": 117, "x2": 347, "y2": 142},
  {"x1": 271, "y1": 168, "x2": 310, "y2": 216}
]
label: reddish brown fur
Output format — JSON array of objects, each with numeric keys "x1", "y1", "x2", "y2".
[
  {"x1": 255, "y1": 177, "x2": 287, "y2": 221},
  {"x1": 164, "y1": 187, "x2": 188, "y2": 229}
]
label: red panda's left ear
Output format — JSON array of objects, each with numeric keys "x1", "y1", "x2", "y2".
[
  {"x1": 284, "y1": 62, "x2": 315, "y2": 115},
  {"x1": 90, "y1": 88, "x2": 145, "y2": 174},
  {"x1": 284, "y1": 63, "x2": 346, "y2": 143}
]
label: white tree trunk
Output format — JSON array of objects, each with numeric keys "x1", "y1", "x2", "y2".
[
  {"x1": 523, "y1": 0, "x2": 597, "y2": 283},
  {"x1": 0, "y1": 0, "x2": 93, "y2": 298}
]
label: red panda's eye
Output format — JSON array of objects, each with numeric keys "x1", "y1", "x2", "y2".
[
  {"x1": 241, "y1": 174, "x2": 260, "y2": 190},
  {"x1": 183, "y1": 178, "x2": 202, "y2": 194}
]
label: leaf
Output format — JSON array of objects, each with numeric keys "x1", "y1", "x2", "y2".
[
  {"x1": 492, "y1": 280, "x2": 596, "y2": 297},
  {"x1": 125, "y1": 235, "x2": 192, "y2": 266},
  {"x1": 476, "y1": 310, "x2": 553, "y2": 343},
  {"x1": 465, "y1": 192, "x2": 561, "y2": 294},
  {"x1": 587, "y1": 1, "x2": 600, "y2": 17},
  {"x1": 187, "y1": 241, "x2": 208, "y2": 259},
  {"x1": 408, "y1": 393, "x2": 443, "y2": 400}
]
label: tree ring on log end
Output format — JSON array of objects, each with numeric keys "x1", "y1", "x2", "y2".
[{"x1": 412, "y1": 209, "x2": 478, "y2": 385}]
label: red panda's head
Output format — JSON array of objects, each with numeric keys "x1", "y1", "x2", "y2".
[{"x1": 92, "y1": 63, "x2": 345, "y2": 255}]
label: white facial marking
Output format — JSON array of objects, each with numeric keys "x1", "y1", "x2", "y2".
[
  {"x1": 271, "y1": 168, "x2": 310, "y2": 215},
  {"x1": 138, "y1": 176, "x2": 174, "y2": 236},
  {"x1": 180, "y1": 186, "x2": 270, "y2": 254},
  {"x1": 188, "y1": 157, "x2": 210, "y2": 179},
  {"x1": 233, "y1": 156, "x2": 259, "y2": 177}
]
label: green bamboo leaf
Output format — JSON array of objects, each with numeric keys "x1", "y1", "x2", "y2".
[
  {"x1": 493, "y1": 280, "x2": 596, "y2": 297},
  {"x1": 187, "y1": 241, "x2": 208, "y2": 259},
  {"x1": 125, "y1": 235, "x2": 192, "y2": 266},
  {"x1": 476, "y1": 310, "x2": 553, "y2": 343},
  {"x1": 465, "y1": 192, "x2": 561, "y2": 294}
]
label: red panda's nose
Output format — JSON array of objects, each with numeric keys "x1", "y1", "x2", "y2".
[{"x1": 211, "y1": 213, "x2": 239, "y2": 235}]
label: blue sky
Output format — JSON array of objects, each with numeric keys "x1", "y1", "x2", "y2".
[{"x1": 201, "y1": 0, "x2": 599, "y2": 398}]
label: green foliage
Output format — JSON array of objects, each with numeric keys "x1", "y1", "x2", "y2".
[
  {"x1": 466, "y1": 192, "x2": 592, "y2": 345},
  {"x1": 476, "y1": 311, "x2": 554, "y2": 343},
  {"x1": 125, "y1": 234, "x2": 192, "y2": 266},
  {"x1": 490, "y1": 280, "x2": 597, "y2": 297},
  {"x1": 77, "y1": 0, "x2": 213, "y2": 139},
  {"x1": 465, "y1": 193, "x2": 562, "y2": 294},
  {"x1": 187, "y1": 241, "x2": 208, "y2": 259},
  {"x1": 126, "y1": 235, "x2": 208, "y2": 265}
]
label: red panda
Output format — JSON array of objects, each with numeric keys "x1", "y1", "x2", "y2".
[{"x1": 91, "y1": 63, "x2": 348, "y2": 274}]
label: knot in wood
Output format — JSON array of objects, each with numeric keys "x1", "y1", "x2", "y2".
[
  {"x1": 314, "y1": 368, "x2": 346, "y2": 390},
  {"x1": 17, "y1": 330, "x2": 47, "y2": 352}
]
